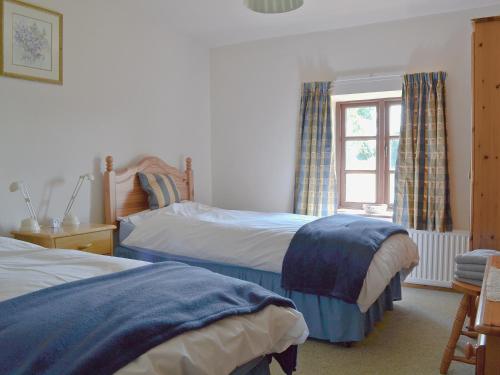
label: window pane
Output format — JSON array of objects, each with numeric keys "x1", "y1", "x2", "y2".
[
  {"x1": 345, "y1": 140, "x2": 376, "y2": 170},
  {"x1": 389, "y1": 104, "x2": 402, "y2": 136},
  {"x1": 390, "y1": 173, "x2": 395, "y2": 204},
  {"x1": 345, "y1": 106, "x2": 377, "y2": 137},
  {"x1": 389, "y1": 138, "x2": 399, "y2": 171},
  {"x1": 345, "y1": 173, "x2": 376, "y2": 203}
]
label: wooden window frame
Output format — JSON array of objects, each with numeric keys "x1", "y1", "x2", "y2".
[{"x1": 336, "y1": 98, "x2": 401, "y2": 210}]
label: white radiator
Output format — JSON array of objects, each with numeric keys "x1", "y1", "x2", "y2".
[{"x1": 405, "y1": 230, "x2": 470, "y2": 288}]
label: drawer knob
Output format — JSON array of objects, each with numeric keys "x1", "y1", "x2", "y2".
[{"x1": 78, "y1": 243, "x2": 93, "y2": 250}]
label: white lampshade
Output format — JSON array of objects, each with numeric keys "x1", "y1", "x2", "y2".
[{"x1": 244, "y1": 0, "x2": 303, "y2": 14}]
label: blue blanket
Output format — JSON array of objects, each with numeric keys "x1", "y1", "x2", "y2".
[
  {"x1": 0, "y1": 262, "x2": 297, "y2": 375},
  {"x1": 282, "y1": 214, "x2": 407, "y2": 303}
]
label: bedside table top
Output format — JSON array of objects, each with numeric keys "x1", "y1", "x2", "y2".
[{"x1": 12, "y1": 224, "x2": 116, "y2": 239}]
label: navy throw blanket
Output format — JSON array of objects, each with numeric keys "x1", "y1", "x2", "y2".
[
  {"x1": 281, "y1": 214, "x2": 407, "y2": 303},
  {"x1": 0, "y1": 262, "x2": 297, "y2": 375}
]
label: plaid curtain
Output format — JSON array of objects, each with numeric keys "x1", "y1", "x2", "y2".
[
  {"x1": 393, "y1": 72, "x2": 452, "y2": 232},
  {"x1": 294, "y1": 82, "x2": 335, "y2": 217}
]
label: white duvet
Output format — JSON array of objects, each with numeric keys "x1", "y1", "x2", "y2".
[
  {"x1": 0, "y1": 237, "x2": 308, "y2": 375},
  {"x1": 122, "y1": 202, "x2": 420, "y2": 312}
]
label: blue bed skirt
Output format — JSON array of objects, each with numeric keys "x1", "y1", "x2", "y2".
[{"x1": 115, "y1": 243, "x2": 401, "y2": 343}]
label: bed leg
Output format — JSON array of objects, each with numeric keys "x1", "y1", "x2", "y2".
[{"x1": 340, "y1": 341, "x2": 353, "y2": 348}]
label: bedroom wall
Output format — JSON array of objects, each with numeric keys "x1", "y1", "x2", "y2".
[
  {"x1": 0, "y1": 0, "x2": 212, "y2": 235},
  {"x1": 210, "y1": 5, "x2": 500, "y2": 231}
]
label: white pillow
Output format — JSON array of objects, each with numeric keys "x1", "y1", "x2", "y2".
[{"x1": 0, "y1": 237, "x2": 44, "y2": 251}]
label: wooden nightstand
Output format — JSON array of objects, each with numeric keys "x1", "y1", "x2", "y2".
[{"x1": 12, "y1": 224, "x2": 116, "y2": 256}]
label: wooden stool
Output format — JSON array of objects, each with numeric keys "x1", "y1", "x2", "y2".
[{"x1": 440, "y1": 280, "x2": 481, "y2": 374}]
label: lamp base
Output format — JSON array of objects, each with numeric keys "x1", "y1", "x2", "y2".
[
  {"x1": 62, "y1": 213, "x2": 80, "y2": 227},
  {"x1": 20, "y1": 218, "x2": 40, "y2": 232},
  {"x1": 46, "y1": 217, "x2": 62, "y2": 229}
]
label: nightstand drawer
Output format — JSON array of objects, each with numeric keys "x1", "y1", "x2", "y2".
[{"x1": 54, "y1": 231, "x2": 112, "y2": 255}]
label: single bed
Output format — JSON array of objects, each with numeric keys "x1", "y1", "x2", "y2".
[
  {"x1": 103, "y1": 155, "x2": 419, "y2": 344},
  {"x1": 0, "y1": 237, "x2": 308, "y2": 375}
]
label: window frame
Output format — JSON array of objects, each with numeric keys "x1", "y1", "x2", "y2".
[{"x1": 335, "y1": 97, "x2": 401, "y2": 210}]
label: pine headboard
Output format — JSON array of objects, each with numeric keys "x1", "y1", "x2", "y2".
[{"x1": 103, "y1": 155, "x2": 194, "y2": 225}]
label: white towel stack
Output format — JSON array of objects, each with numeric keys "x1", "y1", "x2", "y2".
[{"x1": 454, "y1": 249, "x2": 500, "y2": 286}]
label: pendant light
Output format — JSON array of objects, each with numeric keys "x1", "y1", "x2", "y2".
[{"x1": 244, "y1": 0, "x2": 304, "y2": 14}]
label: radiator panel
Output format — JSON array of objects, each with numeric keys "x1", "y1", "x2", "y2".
[{"x1": 405, "y1": 230, "x2": 470, "y2": 288}]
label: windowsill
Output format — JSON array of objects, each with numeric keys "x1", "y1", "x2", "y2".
[{"x1": 337, "y1": 208, "x2": 393, "y2": 222}]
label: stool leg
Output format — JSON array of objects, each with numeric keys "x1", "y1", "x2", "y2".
[
  {"x1": 440, "y1": 294, "x2": 469, "y2": 374},
  {"x1": 467, "y1": 296, "x2": 478, "y2": 331}
]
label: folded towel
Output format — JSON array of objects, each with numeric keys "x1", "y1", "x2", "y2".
[
  {"x1": 455, "y1": 277, "x2": 483, "y2": 287},
  {"x1": 455, "y1": 270, "x2": 484, "y2": 281},
  {"x1": 456, "y1": 264, "x2": 486, "y2": 273},
  {"x1": 486, "y1": 268, "x2": 500, "y2": 302},
  {"x1": 455, "y1": 249, "x2": 500, "y2": 265}
]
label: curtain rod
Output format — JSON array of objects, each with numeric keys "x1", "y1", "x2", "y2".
[{"x1": 334, "y1": 72, "x2": 403, "y2": 84}]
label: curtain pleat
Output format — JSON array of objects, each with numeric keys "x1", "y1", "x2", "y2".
[
  {"x1": 393, "y1": 72, "x2": 452, "y2": 232},
  {"x1": 294, "y1": 82, "x2": 335, "y2": 217}
]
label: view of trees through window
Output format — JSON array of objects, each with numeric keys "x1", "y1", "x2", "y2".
[{"x1": 336, "y1": 98, "x2": 401, "y2": 209}]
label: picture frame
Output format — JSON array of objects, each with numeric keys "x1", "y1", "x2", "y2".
[{"x1": 0, "y1": 0, "x2": 62, "y2": 84}]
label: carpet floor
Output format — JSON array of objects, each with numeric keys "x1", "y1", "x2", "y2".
[{"x1": 271, "y1": 287, "x2": 474, "y2": 375}]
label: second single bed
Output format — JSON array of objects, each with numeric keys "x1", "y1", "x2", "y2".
[{"x1": 104, "y1": 155, "x2": 419, "y2": 344}]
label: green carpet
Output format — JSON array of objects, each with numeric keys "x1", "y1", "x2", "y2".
[{"x1": 272, "y1": 287, "x2": 474, "y2": 375}]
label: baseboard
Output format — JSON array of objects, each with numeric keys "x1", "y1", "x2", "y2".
[
  {"x1": 405, "y1": 278, "x2": 452, "y2": 288},
  {"x1": 403, "y1": 282, "x2": 458, "y2": 293}
]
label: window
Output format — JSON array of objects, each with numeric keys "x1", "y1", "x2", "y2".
[{"x1": 336, "y1": 98, "x2": 401, "y2": 210}]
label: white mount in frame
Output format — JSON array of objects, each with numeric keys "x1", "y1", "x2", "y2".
[{"x1": 1, "y1": 0, "x2": 62, "y2": 84}]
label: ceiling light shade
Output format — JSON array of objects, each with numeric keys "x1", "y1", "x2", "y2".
[{"x1": 244, "y1": 0, "x2": 304, "y2": 14}]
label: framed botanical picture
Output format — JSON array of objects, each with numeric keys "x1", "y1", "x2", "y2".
[{"x1": 0, "y1": 0, "x2": 62, "y2": 84}]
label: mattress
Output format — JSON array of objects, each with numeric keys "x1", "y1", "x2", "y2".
[
  {"x1": 120, "y1": 202, "x2": 419, "y2": 312},
  {"x1": 0, "y1": 237, "x2": 308, "y2": 375}
]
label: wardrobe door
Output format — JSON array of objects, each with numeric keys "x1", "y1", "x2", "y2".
[{"x1": 472, "y1": 17, "x2": 500, "y2": 250}]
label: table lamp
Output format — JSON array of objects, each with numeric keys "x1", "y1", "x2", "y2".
[
  {"x1": 9, "y1": 181, "x2": 40, "y2": 232},
  {"x1": 62, "y1": 173, "x2": 94, "y2": 226}
]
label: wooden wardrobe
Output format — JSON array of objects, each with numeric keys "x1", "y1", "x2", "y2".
[{"x1": 471, "y1": 17, "x2": 500, "y2": 250}]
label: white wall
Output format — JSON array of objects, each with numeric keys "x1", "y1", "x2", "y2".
[
  {"x1": 210, "y1": 5, "x2": 500, "y2": 231},
  {"x1": 0, "y1": 0, "x2": 211, "y2": 234}
]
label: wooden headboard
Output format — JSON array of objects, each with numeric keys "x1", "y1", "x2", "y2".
[{"x1": 103, "y1": 155, "x2": 194, "y2": 225}]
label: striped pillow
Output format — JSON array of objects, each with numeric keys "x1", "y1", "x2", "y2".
[{"x1": 137, "y1": 172, "x2": 181, "y2": 210}]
